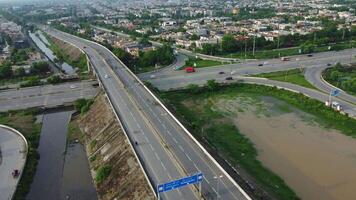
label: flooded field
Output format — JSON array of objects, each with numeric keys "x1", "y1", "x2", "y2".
[{"x1": 213, "y1": 96, "x2": 356, "y2": 200}]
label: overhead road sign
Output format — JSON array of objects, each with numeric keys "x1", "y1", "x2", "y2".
[{"x1": 157, "y1": 172, "x2": 203, "y2": 193}]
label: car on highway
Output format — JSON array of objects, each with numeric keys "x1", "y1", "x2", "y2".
[
  {"x1": 70, "y1": 85, "x2": 77, "y2": 89},
  {"x1": 12, "y1": 169, "x2": 20, "y2": 178},
  {"x1": 307, "y1": 54, "x2": 313, "y2": 57},
  {"x1": 327, "y1": 63, "x2": 332, "y2": 66},
  {"x1": 258, "y1": 63, "x2": 263, "y2": 66},
  {"x1": 226, "y1": 76, "x2": 233, "y2": 80},
  {"x1": 218, "y1": 71, "x2": 225, "y2": 74},
  {"x1": 105, "y1": 74, "x2": 110, "y2": 79},
  {"x1": 150, "y1": 75, "x2": 156, "y2": 79}
]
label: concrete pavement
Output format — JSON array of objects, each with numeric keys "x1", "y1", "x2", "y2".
[
  {"x1": 45, "y1": 27, "x2": 251, "y2": 200},
  {"x1": 0, "y1": 126, "x2": 27, "y2": 200},
  {"x1": 0, "y1": 80, "x2": 99, "y2": 112}
]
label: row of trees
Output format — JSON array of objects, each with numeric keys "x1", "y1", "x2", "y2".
[
  {"x1": 0, "y1": 61, "x2": 50, "y2": 79},
  {"x1": 112, "y1": 44, "x2": 175, "y2": 72},
  {"x1": 198, "y1": 23, "x2": 356, "y2": 56}
]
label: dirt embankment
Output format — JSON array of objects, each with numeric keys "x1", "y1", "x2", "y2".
[
  {"x1": 74, "y1": 93, "x2": 155, "y2": 200},
  {"x1": 51, "y1": 36, "x2": 82, "y2": 61}
]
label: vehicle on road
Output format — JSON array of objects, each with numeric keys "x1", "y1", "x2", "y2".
[
  {"x1": 258, "y1": 63, "x2": 263, "y2": 66},
  {"x1": 219, "y1": 71, "x2": 225, "y2": 74},
  {"x1": 104, "y1": 74, "x2": 109, "y2": 79},
  {"x1": 150, "y1": 75, "x2": 156, "y2": 79},
  {"x1": 307, "y1": 54, "x2": 313, "y2": 57},
  {"x1": 281, "y1": 57, "x2": 290, "y2": 61},
  {"x1": 325, "y1": 101, "x2": 343, "y2": 111},
  {"x1": 69, "y1": 85, "x2": 77, "y2": 89},
  {"x1": 12, "y1": 169, "x2": 20, "y2": 178},
  {"x1": 226, "y1": 76, "x2": 233, "y2": 80},
  {"x1": 185, "y1": 66, "x2": 195, "y2": 73},
  {"x1": 327, "y1": 63, "x2": 332, "y2": 66}
]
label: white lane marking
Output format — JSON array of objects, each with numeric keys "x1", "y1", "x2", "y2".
[{"x1": 172, "y1": 137, "x2": 178, "y2": 144}]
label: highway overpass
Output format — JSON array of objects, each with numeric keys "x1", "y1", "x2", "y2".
[
  {"x1": 0, "y1": 80, "x2": 99, "y2": 112},
  {"x1": 44, "y1": 27, "x2": 251, "y2": 200}
]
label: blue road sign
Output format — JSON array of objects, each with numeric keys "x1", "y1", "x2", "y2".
[
  {"x1": 331, "y1": 89, "x2": 340, "y2": 97},
  {"x1": 158, "y1": 173, "x2": 203, "y2": 193}
]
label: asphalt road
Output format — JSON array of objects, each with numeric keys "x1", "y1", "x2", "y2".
[
  {"x1": 0, "y1": 80, "x2": 99, "y2": 112},
  {"x1": 45, "y1": 28, "x2": 251, "y2": 200},
  {"x1": 305, "y1": 65, "x2": 356, "y2": 105},
  {"x1": 0, "y1": 126, "x2": 27, "y2": 200}
]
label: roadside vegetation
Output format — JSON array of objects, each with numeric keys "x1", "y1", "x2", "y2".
[
  {"x1": 95, "y1": 165, "x2": 112, "y2": 183},
  {"x1": 159, "y1": 82, "x2": 356, "y2": 199},
  {"x1": 0, "y1": 60, "x2": 52, "y2": 88},
  {"x1": 0, "y1": 109, "x2": 42, "y2": 200},
  {"x1": 183, "y1": 57, "x2": 223, "y2": 69},
  {"x1": 323, "y1": 63, "x2": 356, "y2": 95},
  {"x1": 74, "y1": 98, "x2": 94, "y2": 114},
  {"x1": 254, "y1": 68, "x2": 317, "y2": 89},
  {"x1": 44, "y1": 33, "x2": 88, "y2": 77}
]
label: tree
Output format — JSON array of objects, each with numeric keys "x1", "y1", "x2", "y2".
[
  {"x1": 31, "y1": 61, "x2": 50, "y2": 74},
  {"x1": 201, "y1": 43, "x2": 219, "y2": 55},
  {"x1": 47, "y1": 75, "x2": 62, "y2": 84},
  {"x1": 221, "y1": 34, "x2": 238, "y2": 53},
  {"x1": 300, "y1": 42, "x2": 315, "y2": 54},
  {"x1": 190, "y1": 34, "x2": 199, "y2": 41},
  {"x1": 139, "y1": 36, "x2": 152, "y2": 46},
  {"x1": 14, "y1": 67, "x2": 26, "y2": 77},
  {"x1": 0, "y1": 65, "x2": 13, "y2": 79},
  {"x1": 206, "y1": 79, "x2": 219, "y2": 91}
]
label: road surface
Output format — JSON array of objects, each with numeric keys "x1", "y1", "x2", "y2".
[
  {"x1": 305, "y1": 65, "x2": 356, "y2": 105},
  {"x1": 45, "y1": 27, "x2": 251, "y2": 200},
  {"x1": 0, "y1": 80, "x2": 99, "y2": 112},
  {"x1": 0, "y1": 126, "x2": 27, "y2": 200}
]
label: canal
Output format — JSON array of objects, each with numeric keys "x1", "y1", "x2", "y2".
[{"x1": 26, "y1": 110, "x2": 97, "y2": 200}]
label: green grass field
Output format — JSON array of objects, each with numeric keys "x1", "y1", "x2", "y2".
[
  {"x1": 183, "y1": 57, "x2": 223, "y2": 69},
  {"x1": 254, "y1": 68, "x2": 317, "y2": 90}
]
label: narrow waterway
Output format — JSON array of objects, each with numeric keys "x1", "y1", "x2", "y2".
[
  {"x1": 29, "y1": 31, "x2": 75, "y2": 75},
  {"x1": 27, "y1": 110, "x2": 97, "y2": 200}
]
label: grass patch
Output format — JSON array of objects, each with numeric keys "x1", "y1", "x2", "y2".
[
  {"x1": 0, "y1": 109, "x2": 42, "y2": 200},
  {"x1": 95, "y1": 165, "x2": 112, "y2": 183},
  {"x1": 254, "y1": 68, "x2": 317, "y2": 90},
  {"x1": 44, "y1": 33, "x2": 88, "y2": 78},
  {"x1": 67, "y1": 120, "x2": 84, "y2": 144},
  {"x1": 183, "y1": 57, "x2": 223, "y2": 69},
  {"x1": 160, "y1": 83, "x2": 356, "y2": 199},
  {"x1": 323, "y1": 64, "x2": 356, "y2": 96}
]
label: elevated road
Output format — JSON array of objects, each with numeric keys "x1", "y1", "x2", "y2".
[
  {"x1": 0, "y1": 80, "x2": 99, "y2": 112},
  {"x1": 0, "y1": 126, "x2": 27, "y2": 200},
  {"x1": 45, "y1": 28, "x2": 251, "y2": 200}
]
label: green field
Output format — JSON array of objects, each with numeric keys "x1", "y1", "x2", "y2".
[
  {"x1": 0, "y1": 109, "x2": 42, "y2": 200},
  {"x1": 159, "y1": 83, "x2": 356, "y2": 199},
  {"x1": 183, "y1": 57, "x2": 223, "y2": 69},
  {"x1": 254, "y1": 68, "x2": 317, "y2": 90}
]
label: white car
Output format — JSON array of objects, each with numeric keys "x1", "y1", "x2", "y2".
[
  {"x1": 104, "y1": 74, "x2": 109, "y2": 79},
  {"x1": 70, "y1": 85, "x2": 77, "y2": 89}
]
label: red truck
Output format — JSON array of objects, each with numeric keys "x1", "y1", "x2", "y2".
[{"x1": 185, "y1": 66, "x2": 195, "y2": 73}]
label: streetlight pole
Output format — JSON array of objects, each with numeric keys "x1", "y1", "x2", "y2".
[{"x1": 214, "y1": 175, "x2": 223, "y2": 200}]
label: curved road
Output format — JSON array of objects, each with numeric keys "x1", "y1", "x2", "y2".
[
  {"x1": 305, "y1": 65, "x2": 356, "y2": 105},
  {"x1": 0, "y1": 126, "x2": 27, "y2": 200},
  {"x1": 44, "y1": 28, "x2": 251, "y2": 200}
]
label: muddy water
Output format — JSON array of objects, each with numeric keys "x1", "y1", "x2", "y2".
[{"x1": 215, "y1": 97, "x2": 356, "y2": 200}]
